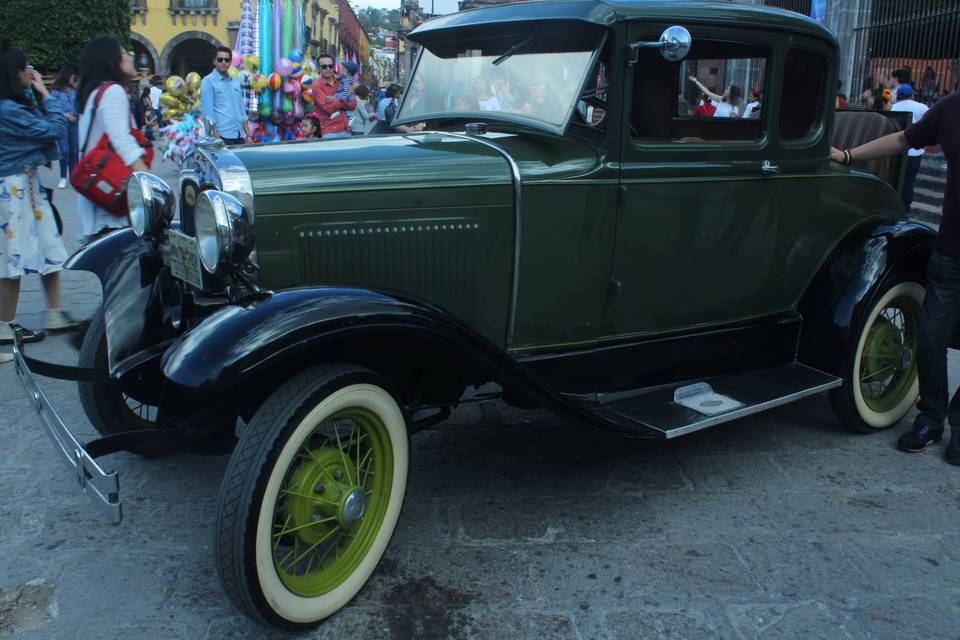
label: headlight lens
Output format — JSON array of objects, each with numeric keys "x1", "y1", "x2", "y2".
[
  {"x1": 127, "y1": 172, "x2": 174, "y2": 238},
  {"x1": 195, "y1": 190, "x2": 255, "y2": 275}
]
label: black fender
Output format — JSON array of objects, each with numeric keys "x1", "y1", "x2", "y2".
[
  {"x1": 797, "y1": 219, "x2": 935, "y2": 376},
  {"x1": 65, "y1": 228, "x2": 172, "y2": 373},
  {"x1": 160, "y1": 286, "x2": 604, "y2": 426}
]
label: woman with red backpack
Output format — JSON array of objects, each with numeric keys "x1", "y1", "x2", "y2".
[
  {"x1": 75, "y1": 37, "x2": 150, "y2": 242},
  {"x1": 0, "y1": 47, "x2": 79, "y2": 354}
]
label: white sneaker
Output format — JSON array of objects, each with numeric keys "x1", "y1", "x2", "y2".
[
  {"x1": 0, "y1": 352, "x2": 12, "y2": 364},
  {"x1": 57, "y1": 178, "x2": 67, "y2": 189},
  {"x1": 45, "y1": 309, "x2": 79, "y2": 331}
]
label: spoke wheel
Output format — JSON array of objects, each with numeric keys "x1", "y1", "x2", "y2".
[
  {"x1": 831, "y1": 276, "x2": 925, "y2": 432},
  {"x1": 271, "y1": 410, "x2": 392, "y2": 597},
  {"x1": 214, "y1": 365, "x2": 408, "y2": 631}
]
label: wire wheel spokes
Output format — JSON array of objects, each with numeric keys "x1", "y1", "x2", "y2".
[
  {"x1": 859, "y1": 299, "x2": 920, "y2": 411},
  {"x1": 270, "y1": 408, "x2": 392, "y2": 596},
  {"x1": 122, "y1": 393, "x2": 158, "y2": 424}
]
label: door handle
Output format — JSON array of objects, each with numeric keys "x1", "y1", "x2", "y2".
[{"x1": 761, "y1": 160, "x2": 781, "y2": 176}]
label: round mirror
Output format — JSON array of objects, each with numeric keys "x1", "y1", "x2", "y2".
[{"x1": 660, "y1": 26, "x2": 692, "y2": 62}]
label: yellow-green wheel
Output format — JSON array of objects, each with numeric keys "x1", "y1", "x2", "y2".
[
  {"x1": 831, "y1": 276, "x2": 925, "y2": 433},
  {"x1": 214, "y1": 365, "x2": 409, "y2": 631}
]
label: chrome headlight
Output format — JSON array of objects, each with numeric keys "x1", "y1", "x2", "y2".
[
  {"x1": 127, "y1": 172, "x2": 175, "y2": 238},
  {"x1": 195, "y1": 190, "x2": 255, "y2": 275}
]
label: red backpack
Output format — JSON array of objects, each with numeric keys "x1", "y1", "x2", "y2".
[{"x1": 71, "y1": 83, "x2": 154, "y2": 217}]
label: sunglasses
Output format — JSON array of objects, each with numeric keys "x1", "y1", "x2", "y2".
[
  {"x1": 216, "y1": 57, "x2": 231, "y2": 62},
  {"x1": 319, "y1": 64, "x2": 334, "y2": 70}
]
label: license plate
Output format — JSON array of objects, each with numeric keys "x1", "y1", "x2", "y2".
[{"x1": 168, "y1": 230, "x2": 203, "y2": 289}]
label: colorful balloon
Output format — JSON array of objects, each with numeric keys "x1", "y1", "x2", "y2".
[
  {"x1": 301, "y1": 88, "x2": 313, "y2": 103},
  {"x1": 228, "y1": 67, "x2": 239, "y2": 79},
  {"x1": 300, "y1": 74, "x2": 313, "y2": 87},
  {"x1": 159, "y1": 93, "x2": 184, "y2": 109},
  {"x1": 243, "y1": 54, "x2": 259, "y2": 72},
  {"x1": 283, "y1": 81, "x2": 296, "y2": 95},
  {"x1": 289, "y1": 50, "x2": 303, "y2": 63},
  {"x1": 185, "y1": 71, "x2": 201, "y2": 93},
  {"x1": 252, "y1": 74, "x2": 268, "y2": 93},
  {"x1": 277, "y1": 58, "x2": 293, "y2": 77},
  {"x1": 231, "y1": 53, "x2": 242, "y2": 67},
  {"x1": 268, "y1": 73, "x2": 282, "y2": 91},
  {"x1": 165, "y1": 76, "x2": 186, "y2": 98}
]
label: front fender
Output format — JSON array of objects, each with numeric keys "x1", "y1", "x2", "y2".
[
  {"x1": 162, "y1": 287, "x2": 488, "y2": 390},
  {"x1": 65, "y1": 229, "x2": 171, "y2": 373},
  {"x1": 797, "y1": 219, "x2": 935, "y2": 375}
]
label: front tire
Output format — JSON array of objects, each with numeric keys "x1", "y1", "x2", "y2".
[
  {"x1": 214, "y1": 365, "x2": 409, "y2": 631},
  {"x1": 830, "y1": 275, "x2": 925, "y2": 432},
  {"x1": 78, "y1": 305, "x2": 158, "y2": 436}
]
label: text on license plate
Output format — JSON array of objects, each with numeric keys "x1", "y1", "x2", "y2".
[{"x1": 168, "y1": 230, "x2": 203, "y2": 289}]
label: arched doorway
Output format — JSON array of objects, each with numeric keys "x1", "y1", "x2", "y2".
[
  {"x1": 161, "y1": 31, "x2": 223, "y2": 77},
  {"x1": 130, "y1": 33, "x2": 160, "y2": 76}
]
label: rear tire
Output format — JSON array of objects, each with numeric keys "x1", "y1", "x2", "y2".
[
  {"x1": 214, "y1": 364, "x2": 409, "y2": 631},
  {"x1": 830, "y1": 274, "x2": 925, "y2": 433}
]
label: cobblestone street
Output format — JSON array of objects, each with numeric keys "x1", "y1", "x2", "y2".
[{"x1": 2, "y1": 161, "x2": 960, "y2": 640}]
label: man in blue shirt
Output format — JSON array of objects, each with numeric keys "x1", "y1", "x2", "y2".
[{"x1": 200, "y1": 46, "x2": 251, "y2": 145}]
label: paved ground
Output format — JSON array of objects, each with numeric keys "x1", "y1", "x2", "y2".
[{"x1": 2, "y1": 160, "x2": 960, "y2": 640}]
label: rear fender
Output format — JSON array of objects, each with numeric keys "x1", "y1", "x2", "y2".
[{"x1": 797, "y1": 219, "x2": 935, "y2": 375}]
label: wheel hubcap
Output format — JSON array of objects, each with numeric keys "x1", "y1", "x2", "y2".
[{"x1": 859, "y1": 297, "x2": 920, "y2": 413}]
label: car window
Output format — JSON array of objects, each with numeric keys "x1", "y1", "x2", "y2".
[
  {"x1": 398, "y1": 27, "x2": 605, "y2": 131},
  {"x1": 629, "y1": 39, "x2": 769, "y2": 144},
  {"x1": 779, "y1": 49, "x2": 827, "y2": 141}
]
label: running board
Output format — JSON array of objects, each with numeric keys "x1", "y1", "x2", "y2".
[{"x1": 590, "y1": 363, "x2": 842, "y2": 439}]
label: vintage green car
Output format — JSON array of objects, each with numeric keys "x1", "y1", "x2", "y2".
[{"x1": 14, "y1": 0, "x2": 935, "y2": 630}]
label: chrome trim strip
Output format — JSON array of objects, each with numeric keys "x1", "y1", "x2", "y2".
[
  {"x1": 12, "y1": 338, "x2": 122, "y2": 523},
  {"x1": 440, "y1": 131, "x2": 523, "y2": 346},
  {"x1": 662, "y1": 377, "x2": 842, "y2": 439}
]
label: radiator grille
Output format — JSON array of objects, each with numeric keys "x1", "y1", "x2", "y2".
[{"x1": 298, "y1": 219, "x2": 482, "y2": 317}]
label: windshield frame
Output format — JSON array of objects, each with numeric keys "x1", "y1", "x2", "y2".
[{"x1": 393, "y1": 31, "x2": 608, "y2": 137}]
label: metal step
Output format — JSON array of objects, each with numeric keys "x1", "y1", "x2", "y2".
[{"x1": 590, "y1": 363, "x2": 841, "y2": 439}]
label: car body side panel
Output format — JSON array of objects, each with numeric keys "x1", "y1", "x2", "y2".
[{"x1": 238, "y1": 134, "x2": 515, "y2": 346}]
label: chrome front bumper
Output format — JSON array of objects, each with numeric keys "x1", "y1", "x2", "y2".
[{"x1": 12, "y1": 337, "x2": 122, "y2": 523}]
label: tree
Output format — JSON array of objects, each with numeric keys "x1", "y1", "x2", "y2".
[{"x1": 0, "y1": 0, "x2": 130, "y2": 72}]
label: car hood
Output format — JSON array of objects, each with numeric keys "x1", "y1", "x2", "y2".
[{"x1": 230, "y1": 130, "x2": 600, "y2": 203}]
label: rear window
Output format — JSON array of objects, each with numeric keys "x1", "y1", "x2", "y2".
[{"x1": 779, "y1": 49, "x2": 827, "y2": 141}]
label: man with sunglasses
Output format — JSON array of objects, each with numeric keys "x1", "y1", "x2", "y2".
[
  {"x1": 200, "y1": 46, "x2": 252, "y2": 145},
  {"x1": 309, "y1": 54, "x2": 356, "y2": 139}
]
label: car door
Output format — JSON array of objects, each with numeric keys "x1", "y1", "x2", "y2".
[{"x1": 598, "y1": 25, "x2": 854, "y2": 392}]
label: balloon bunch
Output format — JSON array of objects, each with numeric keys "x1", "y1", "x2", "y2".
[
  {"x1": 158, "y1": 112, "x2": 205, "y2": 168},
  {"x1": 237, "y1": 0, "x2": 311, "y2": 127},
  {"x1": 159, "y1": 72, "x2": 201, "y2": 121}
]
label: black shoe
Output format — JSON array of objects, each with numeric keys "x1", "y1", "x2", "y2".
[
  {"x1": 0, "y1": 323, "x2": 45, "y2": 345},
  {"x1": 897, "y1": 424, "x2": 943, "y2": 453},
  {"x1": 946, "y1": 433, "x2": 960, "y2": 466}
]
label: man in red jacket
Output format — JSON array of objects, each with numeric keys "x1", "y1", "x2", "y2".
[{"x1": 309, "y1": 54, "x2": 356, "y2": 139}]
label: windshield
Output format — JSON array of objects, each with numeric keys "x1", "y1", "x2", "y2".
[{"x1": 397, "y1": 31, "x2": 602, "y2": 131}]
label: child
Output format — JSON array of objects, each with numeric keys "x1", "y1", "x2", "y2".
[
  {"x1": 301, "y1": 116, "x2": 320, "y2": 139},
  {"x1": 328, "y1": 61, "x2": 358, "y2": 123}
]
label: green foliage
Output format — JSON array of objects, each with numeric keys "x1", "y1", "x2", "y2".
[
  {"x1": 357, "y1": 7, "x2": 401, "y2": 39},
  {"x1": 0, "y1": 0, "x2": 131, "y2": 72}
]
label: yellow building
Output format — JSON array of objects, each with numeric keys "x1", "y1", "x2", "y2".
[{"x1": 130, "y1": 0, "x2": 340, "y2": 78}]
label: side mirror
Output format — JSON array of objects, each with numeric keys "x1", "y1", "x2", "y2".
[{"x1": 629, "y1": 26, "x2": 692, "y2": 64}]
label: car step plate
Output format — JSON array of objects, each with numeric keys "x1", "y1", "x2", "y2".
[{"x1": 593, "y1": 363, "x2": 842, "y2": 439}]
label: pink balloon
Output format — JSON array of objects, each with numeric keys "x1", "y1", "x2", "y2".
[
  {"x1": 231, "y1": 53, "x2": 242, "y2": 67},
  {"x1": 283, "y1": 81, "x2": 295, "y2": 94},
  {"x1": 277, "y1": 58, "x2": 293, "y2": 77}
]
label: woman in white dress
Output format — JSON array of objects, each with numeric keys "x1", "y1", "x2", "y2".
[
  {"x1": 688, "y1": 76, "x2": 742, "y2": 118},
  {"x1": 75, "y1": 37, "x2": 149, "y2": 242},
  {"x1": 0, "y1": 47, "x2": 77, "y2": 351}
]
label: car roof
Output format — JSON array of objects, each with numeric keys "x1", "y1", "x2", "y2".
[{"x1": 410, "y1": 0, "x2": 837, "y2": 48}]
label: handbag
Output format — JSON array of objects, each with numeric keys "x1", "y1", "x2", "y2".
[{"x1": 70, "y1": 83, "x2": 154, "y2": 218}]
